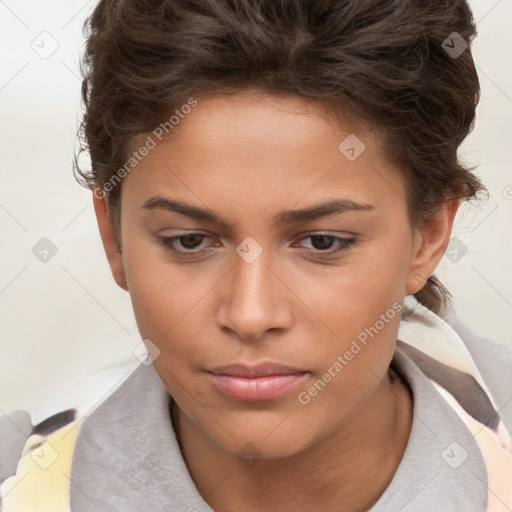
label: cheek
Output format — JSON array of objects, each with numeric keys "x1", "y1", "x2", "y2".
[
  {"x1": 294, "y1": 238, "x2": 409, "y2": 383},
  {"x1": 125, "y1": 259, "x2": 211, "y2": 403},
  {"x1": 122, "y1": 238, "x2": 209, "y2": 355},
  {"x1": 302, "y1": 235, "x2": 409, "y2": 331}
]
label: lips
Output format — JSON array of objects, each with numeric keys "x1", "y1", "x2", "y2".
[
  {"x1": 207, "y1": 362, "x2": 309, "y2": 401},
  {"x1": 209, "y1": 362, "x2": 307, "y2": 378}
]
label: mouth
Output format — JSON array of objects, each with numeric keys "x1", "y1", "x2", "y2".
[{"x1": 207, "y1": 362, "x2": 309, "y2": 401}]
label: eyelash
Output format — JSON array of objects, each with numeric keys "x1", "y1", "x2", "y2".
[{"x1": 153, "y1": 233, "x2": 357, "y2": 259}]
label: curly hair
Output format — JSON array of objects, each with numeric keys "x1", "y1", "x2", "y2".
[{"x1": 74, "y1": 0, "x2": 487, "y2": 316}]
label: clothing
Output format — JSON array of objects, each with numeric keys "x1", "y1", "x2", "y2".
[{"x1": 1, "y1": 295, "x2": 512, "y2": 511}]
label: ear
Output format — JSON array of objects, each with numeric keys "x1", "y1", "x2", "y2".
[
  {"x1": 92, "y1": 190, "x2": 128, "y2": 291},
  {"x1": 406, "y1": 199, "x2": 461, "y2": 294}
]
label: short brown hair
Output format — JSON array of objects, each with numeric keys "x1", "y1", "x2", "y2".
[{"x1": 74, "y1": 0, "x2": 487, "y2": 316}]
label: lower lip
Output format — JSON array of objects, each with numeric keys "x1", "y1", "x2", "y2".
[{"x1": 208, "y1": 373, "x2": 308, "y2": 401}]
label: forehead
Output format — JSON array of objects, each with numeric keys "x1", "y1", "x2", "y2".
[
  {"x1": 122, "y1": 92, "x2": 407, "y2": 219},
  {"x1": 159, "y1": 91, "x2": 373, "y2": 151}
]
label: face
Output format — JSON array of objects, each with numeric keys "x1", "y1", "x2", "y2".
[{"x1": 96, "y1": 91, "x2": 453, "y2": 460}]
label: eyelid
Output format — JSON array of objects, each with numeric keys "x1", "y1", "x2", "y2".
[
  {"x1": 153, "y1": 233, "x2": 214, "y2": 258},
  {"x1": 153, "y1": 231, "x2": 357, "y2": 259},
  {"x1": 292, "y1": 233, "x2": 357, "y2": 255}
]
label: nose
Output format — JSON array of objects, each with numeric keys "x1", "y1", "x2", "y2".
[{"x1": 216, "y1": 246, "x2": 293, "y2": 342}]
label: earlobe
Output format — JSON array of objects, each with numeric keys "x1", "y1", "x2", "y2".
[
  {"x1": 92, "y1": 190, "x2": 129, "y2": 291},
  {"x1": 406, "y1": 199, "x2": 461, "y2": 294}
]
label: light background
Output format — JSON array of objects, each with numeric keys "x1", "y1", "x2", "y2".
[{"x1": 0, "y1": 0, "x2": 511, "y2": 424}]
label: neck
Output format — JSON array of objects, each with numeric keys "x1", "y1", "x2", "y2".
[{"x1": 172, "y1": 366, "x2": 413, "y2": 512}]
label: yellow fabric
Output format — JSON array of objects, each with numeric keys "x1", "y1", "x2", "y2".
[{"x1": 0, "y1": 420, "x2": 81, "y2": 512}]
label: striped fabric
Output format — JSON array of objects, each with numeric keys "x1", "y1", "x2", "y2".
[{"x1": 397, "y1": 294, "x2": 512, "y2": 511}]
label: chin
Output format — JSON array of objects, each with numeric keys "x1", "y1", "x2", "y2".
[{"x1": 200, "y1": 411, "x2": 320, "y2": 462}]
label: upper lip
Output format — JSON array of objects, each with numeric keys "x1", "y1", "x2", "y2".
[{"x1": 208, "y1": 362, "x2": 308, "y2": 378}]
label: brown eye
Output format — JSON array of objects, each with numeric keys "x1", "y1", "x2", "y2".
[
  {"x1": 295, "y1": 234, "x2": 357, "y2": 257},
  {"x1": 153, "y1": 233, "x2": 213, "y2": 259},
  {"x1": 177, "y1": 234, "x2": 206, "y2": 249},
  {"x1": 309, "y1": 234, "x2": 337, "y2": 250}
]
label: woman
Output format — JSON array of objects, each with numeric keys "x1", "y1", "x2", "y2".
[{"x1": 1, "y1": 0, "x2": 511, "y2": 510}]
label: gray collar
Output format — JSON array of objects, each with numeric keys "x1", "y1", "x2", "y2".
[
  {"x1": 70, "y1": 347, "x2": 488, "y2": 511},
  {"x1": 70, "y1": 362, "x2": 213, "y2": 511}
]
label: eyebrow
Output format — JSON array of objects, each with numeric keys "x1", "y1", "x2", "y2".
[{"x1": 142, "y1": 196, "x2": 375, "y2": 229}]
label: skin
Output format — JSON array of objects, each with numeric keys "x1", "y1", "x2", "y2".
[{"x1": 93, "y1": 90, "x2": 460, "y2": 511}]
